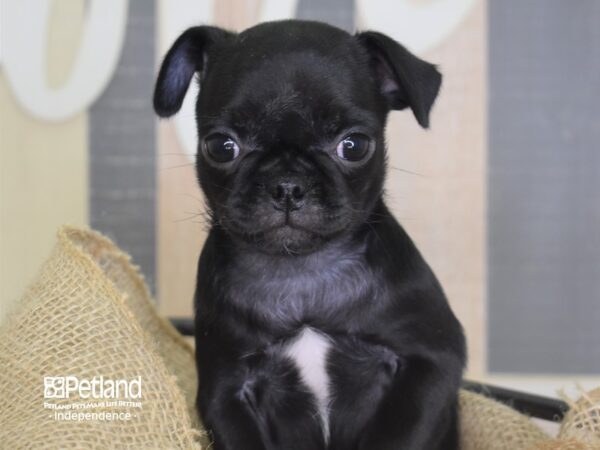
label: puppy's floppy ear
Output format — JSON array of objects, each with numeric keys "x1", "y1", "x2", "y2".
[
  {"x1": 356, "y1": 31, "x2": 442, "y2": 128},
  {"x1": 153, "y1": 26, "x2": 234, "y2": 118}
]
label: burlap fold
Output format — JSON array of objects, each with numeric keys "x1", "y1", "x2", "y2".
[
  {"x1": 557, "y1": 387, "x2": 600, "y2": 447},
  {"x1": 459, "y1": 389, "x2": 549, "y2": 450},
  {"x1": 2, "y1": 225, "x2": 597, "y2": 449},
  {"x1": 0, "y1": 226, "x2": 204, "y2": 449},
  {"x1": 529, "y1": 439, "x2": 597, "y2": 450},
  {"x1": 64, "y1": 226, "x2": 200, "y2": 427}
]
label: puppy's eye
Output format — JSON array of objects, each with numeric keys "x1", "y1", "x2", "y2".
[
  {"x1": 336, "y1": 134, "x2": 372, "y2": 162},
  {"x1": 204, "y1": 134, "x2": 240, "y2": 163}
]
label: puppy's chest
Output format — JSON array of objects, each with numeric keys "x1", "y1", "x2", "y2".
[
  {"x1": 270, "y1": 326, "x2": 398, "y2": 441},
  {"x1": 235, "y1": 280, "x2": 372, "y2": 328},
  {"x1": 282, "y1": 328, "x2": 332, "y2": 425},
  {"x1": 228, "y1": 254, "x2": 376, "y2": 324},
  {"x1": 274, "y1": 327, "x2": 332, "y2": 439}
]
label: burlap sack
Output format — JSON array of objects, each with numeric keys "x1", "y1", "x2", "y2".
[
  {"x1": 64, "y1": 226, "x2": 200, "y2": 427},
  {"x1": 529, "y1": 439, "x2": 597, "y2": 450},
  {"x1": 459, "y1": 389, "x2": 549, "y2": 450},
  {"x1": 1, "y1": 225, "x2": 577, "y2": 449},
  {"x1": 557, "y1": 387, "x2": 600, "y2": 447},
  {"x1": 0, "y1": 226, "x2": 204, "y2": 449},
  {"x1": 527, "y1": 387, "x2": 600, "y2": 450}
]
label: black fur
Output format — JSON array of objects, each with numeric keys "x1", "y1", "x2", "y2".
[{"x1": 154, "y1": 20, "x2": 466, "y2": 450}]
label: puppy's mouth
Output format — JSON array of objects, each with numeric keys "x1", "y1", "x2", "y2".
[
  {"x1": 221, "y1": 212, "x2": 345, "y2": 255},
  {"x1": 258, "y1": 226, "x2": 326, "y2": 255}
]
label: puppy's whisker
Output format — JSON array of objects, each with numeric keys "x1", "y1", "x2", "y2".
[
  {"x1": 173, "y1": 211, "x2": 213, "y2": 230},
  {"x1": 199, "y1": 180, "x2": 236, "y2": 194},
  {"x1": 158, "y1": 152, "x2": 197, "y2": 157},
  {"x1": 176, "y1": 192, "x2": 206, "y2": 203},
  {"x1": 339, "y1": 205, "x2": 389, "y2": 219},
  {"x1": 162, "y1": 162, "x2": 196, "y2": 170},
  {"x1": 388, "y1": 165, "x2": 425, "y2": 177}
]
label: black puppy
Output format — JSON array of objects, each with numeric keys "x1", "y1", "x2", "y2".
[{"x1": 154, "y1": 20, "x2": 466, "y2": 450}]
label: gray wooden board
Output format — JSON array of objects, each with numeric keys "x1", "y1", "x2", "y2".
[
  {"x1": 89, "y1": 0, "x2": 157, "y2": 293},
  {"x1": 488, "y1": 0, "x2": 600, "y2": 373}
]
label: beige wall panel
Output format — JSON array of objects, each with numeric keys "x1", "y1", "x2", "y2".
[
  {"x1": 214, "y1": 0, "x2": 261, "y2": 30},
  {"x1": 385, "y1": 2, "x2": 487, "y2": 376},
  {"x1": 0, "y1": 2, "x2": 88, "y2": 324},
  {"x1": 157, "y1": 123, "x2": 206, "y2": 317},
  {"x1": 46, "y1": 1, "x2": 86, "y2": 88}
]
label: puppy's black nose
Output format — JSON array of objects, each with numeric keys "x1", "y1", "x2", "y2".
[{"x1": 270, "y1": 181, "x2": 305, "y2": 211}]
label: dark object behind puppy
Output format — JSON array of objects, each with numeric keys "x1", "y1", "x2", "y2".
[{"x1": 154, "y1": 20, "x2": 466, "y2": 450}]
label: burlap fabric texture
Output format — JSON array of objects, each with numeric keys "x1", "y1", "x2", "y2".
[
  {"x1": 0, "y1": 226, "x2": 205, "y2": 449},
  {"x1": 528, "y1": 387, "x2": 600, "y2": 450},
  {"x1": 0, "y1": 226, "x2": 598, "y2": 449}
]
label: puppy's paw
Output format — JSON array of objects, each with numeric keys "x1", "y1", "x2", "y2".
[
  {"x1": 238, "y1": 377, "x2": 265, "y2": 415},
  {"x1": 379, "y1": 346, "x2": 402, "y2": 379}
]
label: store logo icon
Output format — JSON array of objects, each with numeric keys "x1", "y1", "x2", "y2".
[{"x1": 44, "y1": 377, "x2": 67, "y2": 399}]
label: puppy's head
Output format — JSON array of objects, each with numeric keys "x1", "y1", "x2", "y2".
[{"x1": 154, "y1": 20, "x2": 441, "y2": 255}]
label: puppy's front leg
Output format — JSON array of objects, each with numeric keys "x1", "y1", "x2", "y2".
[
  {"x1": 197, "y1": 362, "x2": 269, "y2": 450},
  {"x1": 198, "y1": 345, "x2": 327, "y2": 450},
  {"x1": 358, "y1": 353, "x2": 462, "y2": 450}
]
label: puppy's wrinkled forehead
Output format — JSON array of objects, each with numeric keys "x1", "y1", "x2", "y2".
[{"x1": 198, "y1": 23, "x2": 382, "y2": 141}]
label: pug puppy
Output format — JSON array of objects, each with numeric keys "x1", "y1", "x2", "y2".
[{"x1": 154, "y1": 20, "x2": 465, "y2": 450}]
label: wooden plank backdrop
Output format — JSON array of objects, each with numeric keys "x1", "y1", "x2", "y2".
[
  {"x1": 0, "y1": 0, "x2": 487, "y2": 378},
  {"x1": 0, "y1": 2, "x2": 88, "y2": 323}
]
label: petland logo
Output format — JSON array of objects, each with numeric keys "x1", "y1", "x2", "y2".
[{"x1": 44, "y1": 376, "x2": 142, "y2": 399}]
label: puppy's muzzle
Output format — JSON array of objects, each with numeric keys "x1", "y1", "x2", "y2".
[{"x1": 270, "y1": 179, "x2": 306, "y2": 212}]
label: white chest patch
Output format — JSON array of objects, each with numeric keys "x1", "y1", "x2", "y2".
[{"x1": 283, "y1": 327, "x2": 332, "y2": 442}]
